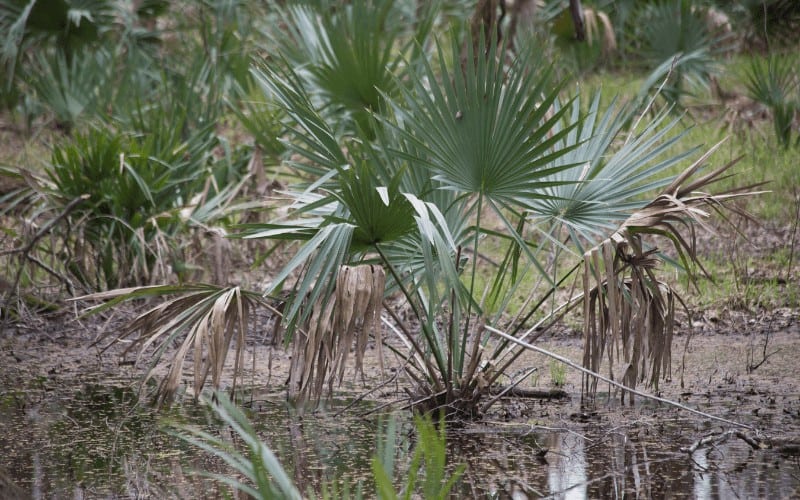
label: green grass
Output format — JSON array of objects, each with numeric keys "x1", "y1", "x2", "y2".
[
  {"x1": 549, "y1": 360, "x2": 567, "y2": 387},
  {"x1": 692, "y1": 246, "x2": 800, "y2": 311},
  {"x1": 583, "y1": 51, "x2": 798, "y2": 211}
]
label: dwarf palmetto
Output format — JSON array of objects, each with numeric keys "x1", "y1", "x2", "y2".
[{"x1": 80, "y1": 2, "x2": 756, "y2": 414}]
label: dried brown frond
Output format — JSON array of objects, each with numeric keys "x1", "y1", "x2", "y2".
[
  {"x1": 82, "y1": 285, "x2": 271, "y2": 407},
  {"x1": 582, "y1": 148, "x2": 763, "y2": 403},
  {"x1": 583, "y1": 8, "x2": 617, "y2": 58},
  {"x1": 287, "y1": 264, "x2": 386, "y2": 405}
]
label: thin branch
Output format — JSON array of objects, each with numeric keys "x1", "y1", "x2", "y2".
[
  {"x1": 786, "y1": 185, "x2": 799, "y2": 282},
  {"x1": 486, "y1": 326, "x2": 756, "y2": 431},
  {"x1": 625, "y1": 55, "x2": 678, "y2": 146},
  {"x1": 26, "y1": 254, "x2": 77, "y2": 295},
  {"x1": 747, "y1": 330, "x2": 781, "y2": 373},
  {"x1": 334, "y1": 369, "x2": 400, "y2": 417},
  {"x1": 1, "y1": 195, "x2": 89, "y2": 331},
  {"x1": 480, "y1": 366, "x2": 538, "y2": 413},
  {"x1": 680, "y1": 429, "x2": 765, "y2": 453},
  {"x1": 1, "y1": 195, "x2": 89, "y2": 258}
]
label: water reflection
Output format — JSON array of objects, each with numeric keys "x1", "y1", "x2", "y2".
[
  {"x1": 546, "y1": 432, "x2": 586, "y2": 499},
  {"x1": 454, "y1": 417, "x2": 799, "y2": 499},
  {"x1": 1, "y1": 384, "x2": 798, "y2": 498}
]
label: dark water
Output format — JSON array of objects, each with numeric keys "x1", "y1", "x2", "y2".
[
  {"x1": 452, "y1": 419, "x2": 800, "y2": 498},
  {"x1": 1, "y1": 383, "x2": 798, "y2": 499}
]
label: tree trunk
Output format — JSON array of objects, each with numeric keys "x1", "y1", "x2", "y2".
[{"x1": 569, "y1": 0, "x2": 586, "y2": 41}]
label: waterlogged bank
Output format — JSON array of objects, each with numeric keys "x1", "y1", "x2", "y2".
[
  {"x1": 1, "y1": 311, "x2": 799, "y2": 498},
  {"x1": 2, "y1": 382, "x2": 799, "y2": 499}
]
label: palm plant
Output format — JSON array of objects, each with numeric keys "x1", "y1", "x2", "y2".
[
  {"x1": 236, "y1": 31, "x2": 582, "y2": 412},
  {"x1": 0, "y1": 0, "x2": 118, "y2": 88},
  {"x1": 25, "y1": 47, "x2": 113, "y2": 132},
  {"x1": 41, "y1": 123, "x2": 212, "y2": 288},
  {"x1": 242, "y1": 30, "x2": 752, "y2": 413},
  {"x1": 81, "y1": 4, "x2": 755, "y2": 416},
  {"x1": 744, "y1": 53, "x2": 799, "y2": 148},
  {"x1": 631, "y1": 0, "x2": 722, "y2": 107}
]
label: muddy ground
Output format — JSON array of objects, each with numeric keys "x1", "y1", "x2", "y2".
[
  {"x1": 1, "y1": 298, "x2": 798, "y2": 437},
  {"x1": 1, "y1": 302, "x2": 799, "y2": 497},
  {"x1": 3, "y1": 216, "x2": 798, "y2": 432}
]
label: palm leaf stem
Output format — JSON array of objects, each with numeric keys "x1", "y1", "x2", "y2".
[
  {"x1": 487, "y1": 326, "x2": 754, "y2": 431},
  {"x1": 461, "y1": 193, "x2": 484, "y2": 376},
  {"x1": 375, "y1": 243, "x2": 448, "y2": 388},
  {"x1": 381, "y1": 305, "x2": 431, "y2": 377},
  {"x1": 487, "y1": 262, "x2": 583, "y2": 388}
]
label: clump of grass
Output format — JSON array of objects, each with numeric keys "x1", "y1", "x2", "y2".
[{"x1": 549, "y1": 360, "x2": 567, "y2": 388}]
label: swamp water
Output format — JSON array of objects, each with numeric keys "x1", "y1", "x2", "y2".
[{"x1": 1, "y1": 383, "x2": 799, "y2": 499}]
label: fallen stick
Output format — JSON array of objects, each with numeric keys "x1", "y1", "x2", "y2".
[
  {"x1": 680, "y1": 429, "x2": 765, "y2": 453},
  {"x1": 488, "y1": 386, "x2": 569, "y2": 400},
  {"x1": 486, "y1": 325, "x2": 756, "y2": 431}
]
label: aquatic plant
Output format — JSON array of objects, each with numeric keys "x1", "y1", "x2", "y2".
[{"x1": 173, "y1": 392, "x2": 464, "y2": 499}]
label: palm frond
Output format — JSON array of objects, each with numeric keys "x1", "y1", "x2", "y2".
[
  {"x1": 26, "y1": 47, "x2": 113, "y2": 131},
  {"x1": 77, "y1": 284, "x2": 272, "y2": 406},
  {"x1": 744, "y1": 53, "x2": 799, "y2": 148},
  {"x1": 395, "y1": 35, "x2": 578, "y2": 206},
  {"x1": 267, "y1": 0, "x2": 435, "y2": 136},
  {"x1": 581, "y1": 145, "x2": 763, "y2": 402},
  {"x1": 527, "y1": 93, "x2": 700, "y2": 246},
  {"x1": 634, "y1": 0, "x2": 722, "y2": 106},
  {"x1": 287, "y1": 264, "x2": 386, "y2": 404},
  {"x1": 251, "y1": 59, "x2": 348, "y2": 178}
]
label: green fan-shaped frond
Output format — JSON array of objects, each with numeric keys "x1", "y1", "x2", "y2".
[
  {"x1": 527, "y1": 93, "x2": 700, "y2": 249},
  {"x1": 395, "y1": 35, "x2": 579, "y2": 207}
]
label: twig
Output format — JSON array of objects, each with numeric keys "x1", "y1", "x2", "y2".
[
  {"x1": 680, "y1": 429, "x2": 765, "y2": 453},
  {"x1": 481, "y1": 366, "x2": 538, "y2": 413},
  {"x1": 747, "y1": 329, "x2": 781, "y2": 373},
  {"x1": 26, "y1": 255, "x2": 76, "y2": 295},
  {"x1": 786, "y1": 185, "x2": 800, "y2": 282},
  {"x1": 486, "y1": 325, "x2": 756, "y2": 431},
  {"x1": 335, "y1": 369, "x2": 400, "y2": 417},
  {"x1": 4, "y1": 195, "x2": 88, "y2": 288},
  {"x1": 625, "y1": 54, "x2": 679, "y2": 147},
  {"x1": 1, "y1": 195, "x2": 88, "y2": 330},
  {"x1": 488, "y1": 386, "x2": 569, "y2": 400},
  {"x1": 1, "y1": 195, "x2": 89, "y2": 258}
]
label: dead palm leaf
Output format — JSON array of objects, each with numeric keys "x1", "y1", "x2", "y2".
[
  {"x1": 583, "y1": 7, "x2": 617, "y2": 59},
  {"x1": 582, "y1": 142, "x2": 764, "y2": 403},
  {"x1": 287, "y1": 264, "x2": 386, "y2": 405},
  {"x1": 76, "y1": 284, "x2": 274, "y2": 407}
]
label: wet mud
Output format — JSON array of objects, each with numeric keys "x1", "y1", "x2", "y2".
[{"x1": 1, "y1": 307, "x2": 799, "y2": 498}]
